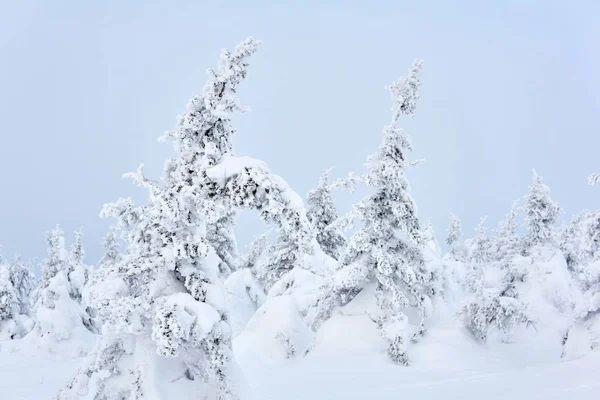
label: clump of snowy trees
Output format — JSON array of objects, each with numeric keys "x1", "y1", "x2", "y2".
[{"x1": 1, "y1": 38, "x2": 599, "y2": 399}]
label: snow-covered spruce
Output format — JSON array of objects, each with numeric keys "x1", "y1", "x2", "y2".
[
  {"x1": 561, "y1": 210, "x2": 600, "y2": 272},
  {"x1": 466, "y1": 216, "x2": 491, "y2": 285},
  {"x1": 29, "y1": 226, "x2": 95, "y2": 352},
  {"x1": 306, "y1": 168, "x2": 346, "y2": 261},
  {"x1": 60, "y1": 36, "x2": 320, "y2": 399},
  {"x1": 0, "y1": 255, "x2": 36, "y2": 339},
  {"x1": 462, "y1": 215, "x2": 528, "y2": 343},
  {"x1": 493, "y1": 200, "x2": 521, "y2": 268},
  {"x1": 560, "y1": 207, "x2": 600, "y2": 356},
  {"x1": 522, "y1": 170, "x2": 562, "y2": 254},
  {"x1": 446, "y1": 213, "x2": 466, "y2": 262},
  {"x1": 312, "y1": 60, "x2": 436, "y2": 365},
  {"x1": 59, "y1": 38, "x2": 262, "y2": 400}
]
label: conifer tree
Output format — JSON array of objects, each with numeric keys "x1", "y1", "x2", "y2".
[
  {"x1": 522, "y1": 170, "x2": 562, "y2": 252},
  {"x1": 313, "y1": 60, "x2": 434, "y2": 365},
  {"x1": 462, "y1": 208, "x2": 529, "y2": 343},
  {"x1": 306, "y1": 168, "x2": 346, "y2": 260},
  {"x1": 446, "y1": 214, "x2": 466, "y2": 262},
  {"x1": 494, "y1": 200, "x2": 520, "y2": 267},
  {"x1": 61, "y1": 39, "x2": 262, "y2": 400},
  {"x1": 469, "y1": 216, "x2": 491, "y2": 267},
  {"x1": 98, "y1": 229, "x2": 121, "y2": 269},
  {"x1": 32, "y1": 226, "x2": 95, "y2": 344},
  {"x1": 0, "y1": 255, "x2": 36, "y2": 339},
  {"x1": 62, "y1": 37, "x2": 315, "y2": 400}
]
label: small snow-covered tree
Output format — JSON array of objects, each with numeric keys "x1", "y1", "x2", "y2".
[
  {"x1": 67, "y1": 229, "x2": 88, "y2": 304},
  {"x1": 462, "y1": 208, "x2": 530, "y2": 343},
  {"x1": 494, "y1": 200, "x2": 520, "y2": 267},
  {"x1": 446, "y1": 214, "x2": 466, "y2": 261},
  {"x1": 0, "y1": 264, "x2": 19, "y2": 339},
  {"x1": 462, "y1": 288, "x2": 529, "y2": 343},
  {"x1": 5, "y1": 256, "x2": 36, "y2": 318},
  {"x1": 0, "y1": 255, "x2": 35, "y2": 339},
  {"x1": 469, "y1": 216, "x2": 491, "y2": 266},
  {"x1": 522, "y1": 170, "x2": 562, "y2": 252},
  {"x1": 313, "y1": 60, "x2": 434, "y2": 365},
  {"x1": 98, "y1": 229, "x2": 121, "y2": 269},
  {"x1": 561, "y1": 211, "x2": 600, "y2": 282},
  {"x1": 462, "y1": 217, "x2": 490, "y2": 292},
  {"x1": 32, "y1": 226, "x2": 95, "y2": 346},
  {"x1": 306, "y1": 168, "x2": 346, "y2": 260}
]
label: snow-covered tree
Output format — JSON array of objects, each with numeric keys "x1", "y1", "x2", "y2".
[
  {"x1": 0, "y1": 264, "x2": 19, "y2": 339},
  {"x1": 61, "y1": 39, "x2": 263, "y2": 400},
  {"x1": 522, "y1": 170, "x2": 562, "y2": 252},
  {"x1": 67, "y1": 229, "x2": 88, "y2": 304},
  {"x1": 446, "y1": 214, "x2": 466, "y2": 262},
  {"x1": 62, "y1": 37, "x2": 317, "y2": 400},
  {"x1": 306, "y1": 168, "x2": 346, "y2": 260},
  {"x1": 462, "y1": 207, "x2": 531, "y2": 343},
  {"x1": 6, "y1": 256, "x2": 36, "y2": 317},
  {"x1": 561, "y1": 211, "x2": 600, "y2": 281},
  {"x1": 98, "y1": 229, "x2": 121, "y2": 269},
  {"x1": 0, "y1": 255, "x2": 36, "y2": 339},
  {"x1": 462, "y1": 287, "x2": 529, "y2": 343},
  {"x1": 494, "y1": 200, "x2": 520, "y2": 267},
  {"x1": 469, "y1": 216, "x2": 491, "y2": 266},
  {"x1": 313, "y1": 60, "x2": 434, "y2": 365},
  {"x1": 32, "y1": 226, "x2": 95, "y2": 347}
]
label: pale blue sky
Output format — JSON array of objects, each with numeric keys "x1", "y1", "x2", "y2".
[{"x1": 1, "y1": 1, "x2": 599, "y2": 264}]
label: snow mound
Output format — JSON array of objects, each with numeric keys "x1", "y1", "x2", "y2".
[{"x1": 235, "y1": 295, "x2": 314, "y2": 362}]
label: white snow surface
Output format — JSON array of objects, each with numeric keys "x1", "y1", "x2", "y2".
[{"x1": 2, "y1": 319, "x2": 600, "y2": 399}]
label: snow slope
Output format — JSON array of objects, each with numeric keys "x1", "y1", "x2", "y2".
[{"x1": 2, "y1": 321, "x2": 600, "y2": 400}]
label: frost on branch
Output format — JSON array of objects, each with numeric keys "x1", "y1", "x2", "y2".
[{"x1": 205, "y1": 155, "x2": 315, "y2": 291}]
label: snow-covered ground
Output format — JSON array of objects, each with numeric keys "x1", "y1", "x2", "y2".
[{"x1": 2, "y1": 323, "x2": 599, "y2": 400}]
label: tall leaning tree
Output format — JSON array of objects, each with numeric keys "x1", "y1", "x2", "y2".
[
  {"x1": 59, "y1": 38, "x2": 261, "y2": 400},
  {"x1": 313, "y1": 60, "x2": 436, "y2": 365}
]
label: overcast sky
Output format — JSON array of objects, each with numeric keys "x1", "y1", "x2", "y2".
[{"x1": 1, "y1": 1, "x2": 599, "y2": 265}]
